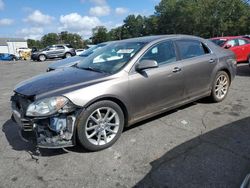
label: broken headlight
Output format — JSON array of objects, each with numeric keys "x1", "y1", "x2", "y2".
[{"x1": 26, "y1": 96, "x2": 74, "y2": 117}]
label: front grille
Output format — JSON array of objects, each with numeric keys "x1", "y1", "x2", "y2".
[{"x1": 21, "y1": 118, "x2": 33, "y2": 131}]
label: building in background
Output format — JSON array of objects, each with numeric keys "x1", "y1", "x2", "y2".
[{"x1": 0, "y1": 38, "x2": 28, "y2": 55}]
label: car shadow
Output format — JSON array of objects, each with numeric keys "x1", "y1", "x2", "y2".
[
  {"x1": 1, "y1": 102, "x2": 198, "y2": 155},
  {"x1": 135, "y1": 117, "x2": 250, "y2": 188},
  {"x1": 124, "y1": 102, "x2": 197, "y2": 132},
  {"x1": 237, "y1": 63, "x2": 250, "y2": 77}
]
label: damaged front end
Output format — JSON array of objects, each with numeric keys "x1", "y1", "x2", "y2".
[{"x1": 11, "y1": 93, "x2": 80, "y2": 149}]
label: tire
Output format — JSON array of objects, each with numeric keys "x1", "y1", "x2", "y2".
[
  {"x1": 38, "y1": 54, "x2": 46, "y2": 62},
  {"x1": 77, "y1": 100, "x2": 124, "y2": 151},
  {"x1": 65, "y1": 52, "x2": 72, "y2": 58},
  {"x1": 210, "y1": 71, "x2": 230, "y2": 102}
]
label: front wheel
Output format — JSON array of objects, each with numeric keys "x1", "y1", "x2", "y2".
[
  {"x1": 210, "y1": 71, "x2": 230, "y2": 102},
  {"x1": 77, "y1": 100, "x2": 124, "y2": 151},
  {"x1": 38, "y1": 54, "x2": 46, "y2": 62}
]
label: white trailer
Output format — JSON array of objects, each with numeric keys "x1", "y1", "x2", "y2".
[{"x1": 0, "y1": 38, "x2": 28, "y2": 56}]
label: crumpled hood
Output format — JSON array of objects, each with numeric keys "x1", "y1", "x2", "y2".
[
  {"x1": 14, "y1": 67, "x2": 109, "y2": 99},
  {"x1": 48, "y1": 56, "x2": 84, "y2": 70}
]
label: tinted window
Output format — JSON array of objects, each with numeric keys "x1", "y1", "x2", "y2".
[
  {"x1": 226, "y1": 40, "x2": 237, "y2": 47},
  {"x1": 140, "y1": 41, "x2": 176, "y2": 65},
  {"x1": 66, "y1": 44, "x2": 73, "y2": 48},
  {"x1": 210, "y1": 39, "x2": 227, "y2": 47},
  {"x1": 238, "y1": 39, "x2": 249, "y2": 46},
  {"x1": 56, "y1": 45, "x2": 65, "y2": 50},
  {"x1": 176, "y1": 40, "x2": 209, "y2": 60}
]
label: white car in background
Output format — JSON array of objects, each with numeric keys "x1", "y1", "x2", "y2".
[
  {"x1": 76, "y1": 49, "x2": 85, "y2": 56},
  {"x1": 16, "y1": 47, "x2": 32, "y2": 54}
]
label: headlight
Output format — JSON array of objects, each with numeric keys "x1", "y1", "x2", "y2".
[{"x1": 26, "y1": 96, "x2": 69, "y2": 117}]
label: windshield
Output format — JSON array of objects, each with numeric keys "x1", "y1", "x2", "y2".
[
  {"x1": 77, "y1": 42, "x2": 146, "y2": 74},
  {"x1": 210, "y1": 39, "x2": 227, "y2": 47},
  {"x1": 79, "y1": 44, "x2": 107, "y2": 57}
]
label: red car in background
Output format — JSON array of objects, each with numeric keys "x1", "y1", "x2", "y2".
[{"x1": 210, "y1": 36, "x2": 250, "y2": 63}]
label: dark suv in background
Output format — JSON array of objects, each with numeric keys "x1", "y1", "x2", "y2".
[{"x1": 31, "y1": 44, "x2": 76, "y2": 61}]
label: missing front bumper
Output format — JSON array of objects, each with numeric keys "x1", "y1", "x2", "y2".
[{"x1": 15, "y1": 114, "x2": 77, "y2": 149}]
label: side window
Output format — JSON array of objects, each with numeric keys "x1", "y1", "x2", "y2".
[
  {"x1": 56, "y1": 45, "x2": 65, "y2": 50},
  {"x1": 176, "y1": 40, "x2": 209, "y2": 60},
  {"x1": 202, "y1": 43, "x2": 211, "y2": 54},
  {"x1": 238, "y1": 39, "x2": 248, "y2": 46},
  {"x1": 140, "y1": 41, "x2": 176, "y2": 65},
  {"x1": 47, "y1": 46, "x2": 56, "y2": 51},
  {"x1": 66, "y1": 44, "x2": 73, "y2": 48},
  {"x1": 226, "y1": 40, "x2": 237, "y2": 47}
]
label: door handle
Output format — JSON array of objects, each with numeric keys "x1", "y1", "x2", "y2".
[
  {"x1": 209, "y1": 59, "x2": 215, "y2": 63},
  {"x1": 173, "y1": 67, "x2": 182, "y2": 73}
]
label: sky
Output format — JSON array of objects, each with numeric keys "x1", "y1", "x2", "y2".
[{"x1": 0, "y1": 0, "x2": 160, "y2": 40}]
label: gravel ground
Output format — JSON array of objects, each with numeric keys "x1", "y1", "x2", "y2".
[{"x1": 0, "y1": 60, "x2": 250, "y2": 188}]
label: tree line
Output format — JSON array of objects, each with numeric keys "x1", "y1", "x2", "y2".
[{"x1": 28, "y1": 0, "x2": 250, "y2": 48}]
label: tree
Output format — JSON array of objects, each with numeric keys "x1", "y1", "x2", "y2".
[
  {"x1": 155, "y1": 0, "x2": 250, "y2": 37},
  {"x1": 92, "y1": 26, "x2": 109, "y2": 44},
  {"x1": 121, "y1": 15, "x2": 146, "y2": 39},
  {"x1": 143, "y1": 15, "x2": 159, "y2": 36},
  {"x1": 41, "y1": 33, "x2": 59, "y2": 47},
  {"x1": 59, "y1": 31, "x2": 85, "y2": 49},
  {"x1": 108, "y1": 27, "x2": 122, "y2": 41},
  {"x1": 27, "y1": 39, "x2": 43, "y2": 49}
]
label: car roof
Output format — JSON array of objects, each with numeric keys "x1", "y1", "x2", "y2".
[
  {"x1": 49, "y1": 44, "x2": 72, "y2": 46},
  {"x1": 210, "y1": 36, "x2": 245, "y2": 40},
  {"x1": 114, "y1": 35, "x2": 204, "y2": 44}
]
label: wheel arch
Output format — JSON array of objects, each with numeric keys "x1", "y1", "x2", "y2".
[
  {"x1": 84, "y1": 96, "x2": 129, "y2": 126},
  {"x1": 38, "y1": 53, "x2": 47, "y2": 58},
  {"x1": 65, "y1": 52, "x2": 72, "y2": 56},
  {"x1": 218, "y1": 68, "x2": 231, "y2": 84}
]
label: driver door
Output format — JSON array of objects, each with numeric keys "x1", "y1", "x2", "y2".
[{"x1": 128, "y1": 40, "x2": 184, "y2": 119}]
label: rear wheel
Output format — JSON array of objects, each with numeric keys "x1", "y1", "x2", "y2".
[
  {"x1": 38, "y1": 54, "x2": 46, "y2": 62},
  {"x1": 210, "y1": 71, "x2": 230, "y2": 102},
  {"x1": 77, "y1": 100, "x2": 124, "y2": 151},
  {"x1": 65, "y1": 53, "x2": 72, "y2": 58}
]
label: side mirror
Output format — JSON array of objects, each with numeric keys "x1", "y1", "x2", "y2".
[
  {"x1": 135, "y1": 60, "x2": 158, "y2": 71},
  {"x1": 224, "y1": 44, "x2": 232, "y2": 49}
]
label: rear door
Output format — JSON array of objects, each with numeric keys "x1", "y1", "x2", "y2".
[
  {"x1": 236, "y1": 38, "x2": 250, "y2": 62},
  {"x1": 225, "y1": 39, "x2": 242, "y2": 62},
  {"x1": 174, "y1": 39, "x2": 217, "y2": 99},
  {"x1": 55, "y1": 45, "x2": 66, "y2": 57},
  {"x1": 46, "y1": 46, "x2": 56, "y2": 58}
]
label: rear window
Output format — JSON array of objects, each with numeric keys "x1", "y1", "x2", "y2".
[
  {"x1": 66, "y1": 44, "x2": 73, "y2": 48},
  {"x1": 238, "y1": 39, "x2": 249, "y2": 46},
  {"x1": 56, "y1": 45, "x2": 65, "y2": 49},
  {"x1": 210, "y1": 39, "x2": 227, "y2": 47},
  {"x1": 176, "y1": 40, "x2": 210, "y2": 60}
]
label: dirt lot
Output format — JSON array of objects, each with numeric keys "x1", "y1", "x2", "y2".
[{"x1": 0, "y1": 60, "x2": 250, "y2": 188}]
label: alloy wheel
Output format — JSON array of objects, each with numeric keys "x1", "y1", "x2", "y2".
[
  {"x1": 214, "y1": 74, "x2": 229, "y2": 100},
  {"x1": 65, "y1": 53, "x2": 72, "y2": 58},
  {"x1": 85, "y1": 107, "x2": 120, "y2": 146},
  {"x1": 39, "y1": 55, "x2": 46, "y2": 61}
]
